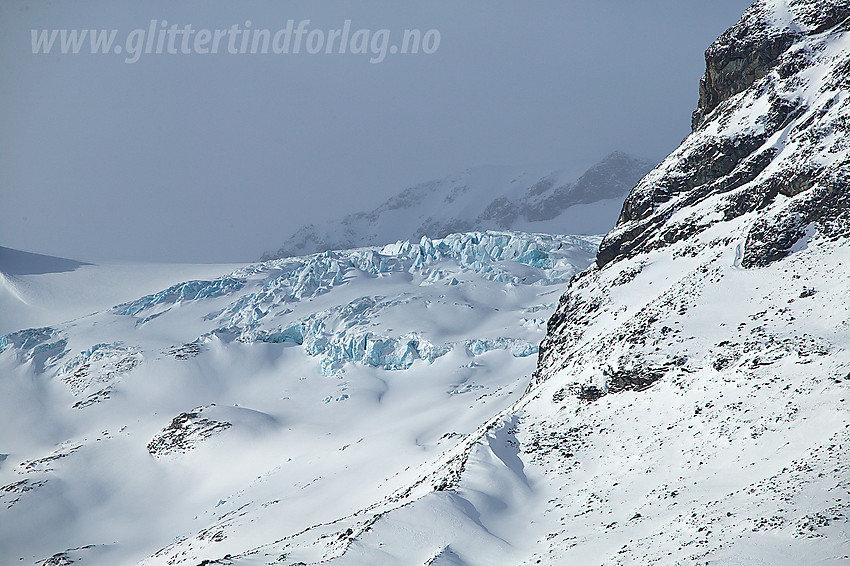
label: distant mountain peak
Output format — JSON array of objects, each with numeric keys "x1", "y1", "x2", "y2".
[{"x1": 262, "y1": 152, "x2": 652, "y2": 260}]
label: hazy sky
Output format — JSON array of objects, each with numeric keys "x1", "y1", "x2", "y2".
[{"x1": 1, "y1": 0, "x2": 753, "y2": 263}]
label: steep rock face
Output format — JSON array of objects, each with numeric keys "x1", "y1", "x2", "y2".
[
  {"x1": 597, "y1": 0, "x2": 849, "y2": 270},
  {"x1": 691, "y1": 1, "x2": 798, "y2": 130},
  {"x1": 693, "y1": 0, "x2": 850, "y2": 128},
  {"x1": 545, "y1": 0, "x2": 850, "y2": 382},
  {"x1": 514, "y1": 4, "x2": 850, "y2": 561}
]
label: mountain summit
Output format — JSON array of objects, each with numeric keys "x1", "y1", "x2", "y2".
[{"x1": 263, "y1": 151, "x2": 651, "y2": 259}]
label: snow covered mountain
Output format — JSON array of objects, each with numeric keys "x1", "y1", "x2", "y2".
[
  {"x1": 3, "y1": 1, "x2": 850, "y2": 565},
  {"x1": 525, "y1": 0, "x2": 850, "y2": 562},
  {"x1": 263, "y1": 152, "x2": 652, "y2": 259}
]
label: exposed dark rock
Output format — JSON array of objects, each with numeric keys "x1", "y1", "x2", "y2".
[
  {"x1": 20, "y1": 444, "x2": 81, "y2": 473},
  {"x1": 691, "y1": 3, "x2": 799, "y2": 130},
  {"x1": 597, "y1": 0, "x2": 850, "y2": 269},
  {"x1": 742, "y1": 171, "x2": 850, "y2": 267},
  {"x1": 72, "y1": 388, "x2": 111, "y2": 409},
  {"x1": 39, "y1": 552, "x2": 75, "y2": 566},
  {"x1": 1, "y1": 478, "x2": 48, "y2": 509},
  {"x1": 603, "y1": 365, "x2": 666, "y2": 394},
  {"x1": 571, "y1": 384, "x2": 606, "y2": 403},
  {"x1": 164, "y1": 342, "x2": 203, "y2": 359},
  {"x1": 36, "y1": 546, "x2": 96, "y2": 566},
  {"x1": 147, "y1": 408, "x2": 232, "y2": 457}
]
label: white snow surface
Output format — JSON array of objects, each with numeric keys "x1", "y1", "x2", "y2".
[
  {"x1": 0, "y1": 231, "x2": 601, "y2": 566},
  {"x1": 0, "y1": 246, "x2": 242, "y2": 335},
  {"x1": 520, "y1": 217, "x2": 850, "y2": 565},
  {"x1": 3, "y1": 222, "x2": 846, "y2": 565}
]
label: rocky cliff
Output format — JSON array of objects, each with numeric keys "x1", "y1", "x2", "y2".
[
  {"x1": 541, "y1": 0, "x2": 850, "y2": 383},
  {"x1": 520, "y1": 2, "x2": 850, "y2": 560},
  {"x1": 594, "y1": 0, "x2": 849, "y2": 271}
]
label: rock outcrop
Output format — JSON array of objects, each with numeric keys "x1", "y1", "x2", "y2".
[
  {"x1": 520, "y1": 4, "x2": 850, "y2": 560},
  {"x1": 594, "y1": 0, "x2": 849, "y2": 272}
]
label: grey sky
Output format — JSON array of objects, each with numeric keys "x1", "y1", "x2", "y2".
[{"x1": 0, "y1": 0, "x2": 753, "y2": 263}]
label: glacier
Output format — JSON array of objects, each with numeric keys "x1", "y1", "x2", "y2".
[
  {"x1": 106, "y1": 231, "x2": 599, "y2": 377},
  {"x1": 0, "y1": 230, "x2": 599, "y2": 566}
]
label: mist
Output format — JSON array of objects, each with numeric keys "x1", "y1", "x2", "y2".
[{"x1": 0, "y1": 0, "x2": 753, "y2": 262}]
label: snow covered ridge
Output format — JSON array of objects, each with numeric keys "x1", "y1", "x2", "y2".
[
  {"x1": 541, "y1": 0, "x2": 850, "y2": 381},
  {"x1": 264, "y1": 151, "x2": 651, "y2": 258},
  {"x1": 520, "y1": 1, "x2": 850, "y2": 562},
  {"x1": 0, "y1": 230, "x2": 600, "y2": 565}
]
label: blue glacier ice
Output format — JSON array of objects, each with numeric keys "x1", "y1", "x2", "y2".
[
  {"x1": 0, "y1": 327, "x2": 68, "y2": 372},
  {"x1": 115, "y1": 277, "x2": 245, "y2": 316},
  {"x1": 94, "y1": 231, "x2": 598, "y2": 378}
]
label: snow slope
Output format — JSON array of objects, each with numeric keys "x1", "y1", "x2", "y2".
[
  {"x1": 264, "y1": 152, "x2": 651, "y2": 259},
  {"x1": 520, "y1": 0, "x2": 850, "y2": 562},
  {"x1": 0, "y1": 246, "x2": 242, "y2": 335},
  {"x1": 0, "y1": 231, "x2": 599, "y2": 566}
]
